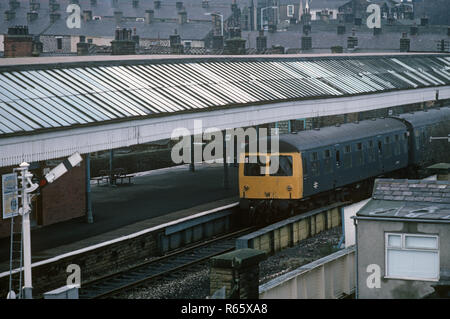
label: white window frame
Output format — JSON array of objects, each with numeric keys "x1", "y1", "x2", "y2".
[
  {"x1": 385, "y1": 233, "x2": 440, "y2": 282},
  {"x1": 287, "y1": 5, "x2": 294, "y2": 18}
]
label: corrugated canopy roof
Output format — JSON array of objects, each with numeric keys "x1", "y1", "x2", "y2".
[{"x1": 0, "y1": 54, "x2": 449, "y2": 137}]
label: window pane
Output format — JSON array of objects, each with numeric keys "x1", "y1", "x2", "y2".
[
  {"x1": 405, "y1": 236, "x2": 437, "y2": 249},
  {"x1": 269, "y1": 155, "x2": 293, "y2": 176},
  {"x1": 387, "y1": 250, "x2": 439, "y2": 280},
  {"x1": 388, "y1": 234, "x2": 401, "y2": 247}
]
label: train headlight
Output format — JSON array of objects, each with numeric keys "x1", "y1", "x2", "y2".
[{"x1": 287, "y1": 185, "x2": 293, "y2": 192}]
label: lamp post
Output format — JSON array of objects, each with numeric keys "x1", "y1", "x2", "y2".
[
  {"x1": 260, "y1": 6, "x2": 279, "y2": 31},
  {"x1": 205, "y1": 12, "x2": 223, "y2": 36}
]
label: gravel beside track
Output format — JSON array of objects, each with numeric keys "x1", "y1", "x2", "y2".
[{"x1": 117, "y1": 227, "x2": 342, "y2": 299}]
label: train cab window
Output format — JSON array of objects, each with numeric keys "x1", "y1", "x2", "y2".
[
  {"x1": 244, "y1": 155, "x2": 266, "y2": 176},
  {"x1": 269, "y1": 155, "x2": 293, "y2": 176}
]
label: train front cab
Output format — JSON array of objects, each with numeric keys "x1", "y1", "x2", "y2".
[{"x1": 239, "y1": 152, "x2": 302, "y2": 207}]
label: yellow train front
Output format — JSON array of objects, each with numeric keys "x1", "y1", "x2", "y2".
[{"x1": 239, "y1": 151, "x2": 302, "y2": 216}]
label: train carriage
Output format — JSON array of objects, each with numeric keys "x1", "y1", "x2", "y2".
[{"x1": 239, "y1": 107, "x2": 450, "y2": 216}]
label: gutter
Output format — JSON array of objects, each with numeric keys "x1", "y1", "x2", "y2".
[{"x1": 352, "y1": 216, "x2": 450, "y2": 224}]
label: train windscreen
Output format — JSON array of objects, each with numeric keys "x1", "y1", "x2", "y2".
[{"x1": 269, "y1": 155, "x2": 293, "y2": 176}]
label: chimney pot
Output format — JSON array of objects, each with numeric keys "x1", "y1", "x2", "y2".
[{"x1": 178, "y1": 10, "x2": 187, "y2": 24}]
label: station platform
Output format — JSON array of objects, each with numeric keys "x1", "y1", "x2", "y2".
[{"x1": 0, "y1": 163, "x2": 239, "y2": 269}]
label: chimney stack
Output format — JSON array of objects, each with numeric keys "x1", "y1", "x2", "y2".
[
  {"x1": 347, "y1": 29, "x2": 358, "y2": 50},
  {"x1": 83, "y1": 10, "x2": 92, "y2": 22},
  {"x1": 133, "y1": 0, "x2": 139, "y2": 8},
  {"x1": 178, "y1": 10, "x2": 187, "y2": 24},
  {"x1": 9, "y1": 1, "x2": 20, "y2": 10},
  {"x1": 27, "y1": 11, "x2": 38, "y2": 22},
  {"x1": 400, "y1": 32, "x2": 410, "y2": 52},
  {"x1": 30, "y1": 0, "x2": 40, "y2": 11},
  {"x1": 420, "y1": 17, "x2": 428, "y2": 27},
  {"x1": 4, "y1": 26, "x2": 34, "y2": 58},
  {"x1": 373, "y1": 27, "x2": 382, "y2": 36},
  {"x1": 114, "y1": 11, "x2": 123, "y2": 25},
  {"x1": 170, "y1": 30, "x2": 184, "y2": 54},
  {"x1": 49, "y1": 0, "x2": 60, "y2": 12},
  {"x1": 50, "y1": 12, "x2": 61, "y2": 23},
  {"x1": 176, "y1": 2, "x2": 183, "y2": 10},
  {"x1": 145, "y1": 10, "x2": 154, "y2": 24},
  {"x1": 154, "y1": 0, "x2": 161, "y2": 9},
  {"x1": 111, "y1": 28, "x2": 136, "y2": 55},
  {"x1": 4, "y1": 10, "x2": 16, "y2": 21},
  {"x1": 256, "y1": 30, "x2": 267, "y2": 53}
]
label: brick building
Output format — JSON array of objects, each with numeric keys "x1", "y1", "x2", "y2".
[{"x1": 0, "y1": 158, "x2": 86, "y2": 239}]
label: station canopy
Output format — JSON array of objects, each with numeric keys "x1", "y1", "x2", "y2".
[{"x1": 0, "y1": 54, "x2": 449, "y2": 137}]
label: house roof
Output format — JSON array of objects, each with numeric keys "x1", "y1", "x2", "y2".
[
  {"x1": 243, "y1": 23, "x2": 450, "y2": 53},
  {"x1": 0, "y1": 0, "x2": 231, "y2": 39},
  {"x1": 356, "y1": 178, "x2": 450, "y2": 221}
]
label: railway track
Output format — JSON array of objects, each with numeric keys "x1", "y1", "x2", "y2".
[{"x1": 79, "y1": 228, "x2": 253, "y2": 299}]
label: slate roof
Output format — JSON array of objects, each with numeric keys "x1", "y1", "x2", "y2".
[
  {"x1": 243, "y1": 23, "x2": 450, "y2": 52},
  {"x1": 372, "y1": 179, "x2": 450, "y2": 204},
  {"x1": 356, "y1": 178, "x2": 450, "y2": 221},
  {"x1": 0, "y1": 0, "x2": 231, "y2": 39}
]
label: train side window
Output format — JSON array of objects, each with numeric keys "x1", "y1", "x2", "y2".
[
  {"x1": 336, "y1": 150, "x2": 341, "y2": 167},
  {"x1": 415, "y1": 130, "x2": 420, "y2": 150},
  {"x1": 378, "y1": 141, "x2": 383, "y2": 154},
  {"x1": 324, "y1": 149, "x2": 330, "y2": 158},
  {"x1": 345, "y1": 145, "x2": 351, "y2": 153},
  {"x1": 311, "y1": 161, "x2": 319, "y2": 176},
  {"x1": 368, "y1": 140, "x2": 373, "y2": 148},
  {"x1": 356, "y1": 142, "x2": 363, "y2": 165},
  {"x1": 311, "y1": 152, "x2": 318, "y2": 161}
]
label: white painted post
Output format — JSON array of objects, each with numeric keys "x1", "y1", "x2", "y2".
[{"x1": 18, "y1": 162, "x2": 33, "y2": 299}]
